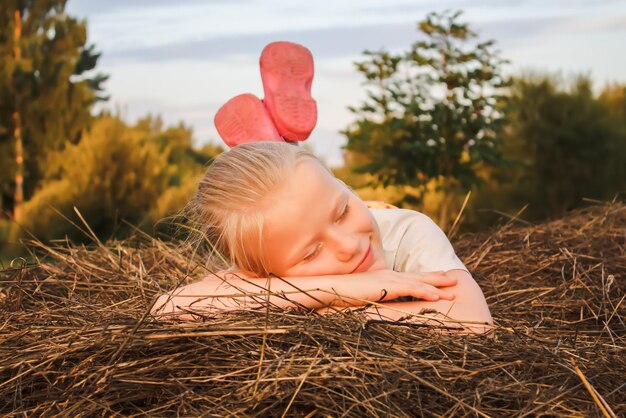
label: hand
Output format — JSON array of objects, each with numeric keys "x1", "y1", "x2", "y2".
[{"x1": 327, "y1": 269, "x2": 457, "y2": 306}]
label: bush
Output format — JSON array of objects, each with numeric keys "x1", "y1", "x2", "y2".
[{"x1": 19, "y1": 116, "x2": 169, "y2": 242}]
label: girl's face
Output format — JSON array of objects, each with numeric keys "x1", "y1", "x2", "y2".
[{"x1": 260, "y1": 158, "x2": 387, "y2": 277}]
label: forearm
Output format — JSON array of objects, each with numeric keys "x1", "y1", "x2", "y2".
[
  {"x1": 412, "y1": 269, "x2": 492, "y2": 324},
  {"x1": 150, "y1": 272, "x2": 371, "y2": 320},
  {"x1": 150, "y1": 269, "x2": 461, "y2": 321},
  {"x1": 359, "y1": 298, "x2": 492, "y2": 334},
  {"x1": 317, "y1": 269, "x2": 493, "y2": 333}
]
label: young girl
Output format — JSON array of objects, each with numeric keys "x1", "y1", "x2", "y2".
[{"x1": 151, "y1": 42, "x2": 493, "y2": 333}]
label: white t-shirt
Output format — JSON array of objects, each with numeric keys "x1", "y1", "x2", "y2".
[{"x1": 370, "y1": 208, "x2": 468, "y2": 273}]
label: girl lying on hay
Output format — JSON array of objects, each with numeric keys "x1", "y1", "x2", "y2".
[{"x1": 151, "y1": 42, "x2": 493, "y2": 333}]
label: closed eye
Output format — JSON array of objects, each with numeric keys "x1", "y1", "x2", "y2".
[
  {"x1": 303, "y1": 198, "x2": 349, "y2": 263},
  {"x1": 337, "y1": 203, "x2": 350, "y2": 222},
  {"x1": 303, "y1": 243, "x2": 322, "y2": 262}
]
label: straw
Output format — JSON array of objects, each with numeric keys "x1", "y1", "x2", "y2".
[{"x1": 1, "y1": 202, "x2": 624, "y2": 416}]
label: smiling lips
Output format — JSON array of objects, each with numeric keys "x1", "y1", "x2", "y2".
[{"x1": 352, "y1": 243, "x2": 373, "y2": 273}]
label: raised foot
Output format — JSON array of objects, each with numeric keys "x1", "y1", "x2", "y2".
[
  {"x1": 214, "y1": 93, "x2": 283, "y2": 147},
  {"x1": 260, "y1": 41, "x2": 317, "y2": 141}
]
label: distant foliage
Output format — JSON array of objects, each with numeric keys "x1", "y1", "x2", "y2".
[
  {"x1": 344, "y1": 10, "x2": 509, "y2": 228},
  {"x1": 0, "y1": 0, "x2": 107, "y2": 215},
  {"x1": 497, "y1": 75, "x2": 626, "y2": 219},
  {"x1": 18, "y1": 115, "x2": 221, "y2": 243},
  {"x1": 598, "y1": 83, "x2": 626, "y2": 194}
]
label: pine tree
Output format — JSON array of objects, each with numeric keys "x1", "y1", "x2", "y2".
[{"x1": 0, "y1": 0, "x2": 107, "y2": 221}]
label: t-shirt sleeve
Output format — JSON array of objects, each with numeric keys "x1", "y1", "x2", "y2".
[{"x1": 396, "y1": 212, "x2": 468, "y2": 273}]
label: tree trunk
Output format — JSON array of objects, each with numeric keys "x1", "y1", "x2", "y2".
[{"x1": 13, "y1": 9, "x2": 24, "y2": 222}]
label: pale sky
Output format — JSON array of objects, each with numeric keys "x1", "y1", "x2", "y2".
[{"x1": 67, "y1": 0, "x2": 626, "y2": 167}]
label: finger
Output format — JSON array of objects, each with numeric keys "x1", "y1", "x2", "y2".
[
  {"x1": 435, "y1": 288, "x2": 456, "y2": 300},
  {"x1": 410, "y1": 282, "x2": 457, "y2": 301},
  {"x1": 412, "y1": 283, "x2": 442, "y2": 301},
  {"x1": 420, "y1": 292, "x2": 440, "y2": 301},
  {"x1": 416, "y1": 272, "x2": 458, "y2": 287}
]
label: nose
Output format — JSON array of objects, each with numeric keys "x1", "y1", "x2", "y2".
[{"x1": 328, "y1": 225, "x2": 360, "y2": 262}]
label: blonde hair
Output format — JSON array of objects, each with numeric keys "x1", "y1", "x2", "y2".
[{"x1": 190, "y1": 142, "x2": 318, "y2": 276}]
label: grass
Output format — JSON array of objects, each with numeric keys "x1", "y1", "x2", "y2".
[{"x1": 1, "y1": 202, "x2": 624, "y2": 417}]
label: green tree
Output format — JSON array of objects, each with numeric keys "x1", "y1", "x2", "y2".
[
  {"x1": 501, "y1": 75, "x2": 625, "y2": 218},
  {"x1": 16, "y1": 114, "x2": 222, "y2": 244},
  {"x1": 598, "y1": 83, "x2": 626, "y2": 193},
  {"x1": 134, "y1": 114, "x2": 220, "y2": 189},
  {"x1": 19, "y1": 116, "x2": 168, "y2": 242},
  {"x1": 0, "y1": 0, "x2": 107, "y2": 221},
  {"x1": 343, "y1": 10, "x2": 509, "y2": 228},
  {"x1": 132, "y1": 114, "x2": 222, "y2": 234}
]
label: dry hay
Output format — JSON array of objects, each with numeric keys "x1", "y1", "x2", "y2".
[{"x1": 1, "y1": 202, "x2": 624, "y2": 417}]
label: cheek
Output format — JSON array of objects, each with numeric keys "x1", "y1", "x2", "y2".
[
  {"x1": 293, "y1": 253, "x2": 343, "y2": 277},
  {"x1": 305, "y1": 255, "x2": 336, "y2": 276},
  {"x1": 262, "y1": 248, "x2": 286, "y2": 276},
  {"x1": 353, "y1": 205, "x2": 378, "y2": 232}
]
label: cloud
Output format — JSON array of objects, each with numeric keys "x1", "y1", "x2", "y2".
[
  {"x1": 104, "y1": 23, "x2": 418, "y2": 64},
  {"x1": 101, "y1": 14, "x2": 574, "y2": 66},
  {"x1": 476, "y1": 16, "x2": 564, "y2": 44},
  {"x1": 348, "y1": 1, "x2": 440, "y2": 17},
  {"x1": 570, "y1": 15, "x2": 626, "y2": 32},
  {"x1": 67, "y1": 0, "x2": 242, "y2": 16}
]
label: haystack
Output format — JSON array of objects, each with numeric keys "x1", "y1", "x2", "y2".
[{"x1": 1, "y1": 203, "x2": 624, "y2": 417}]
